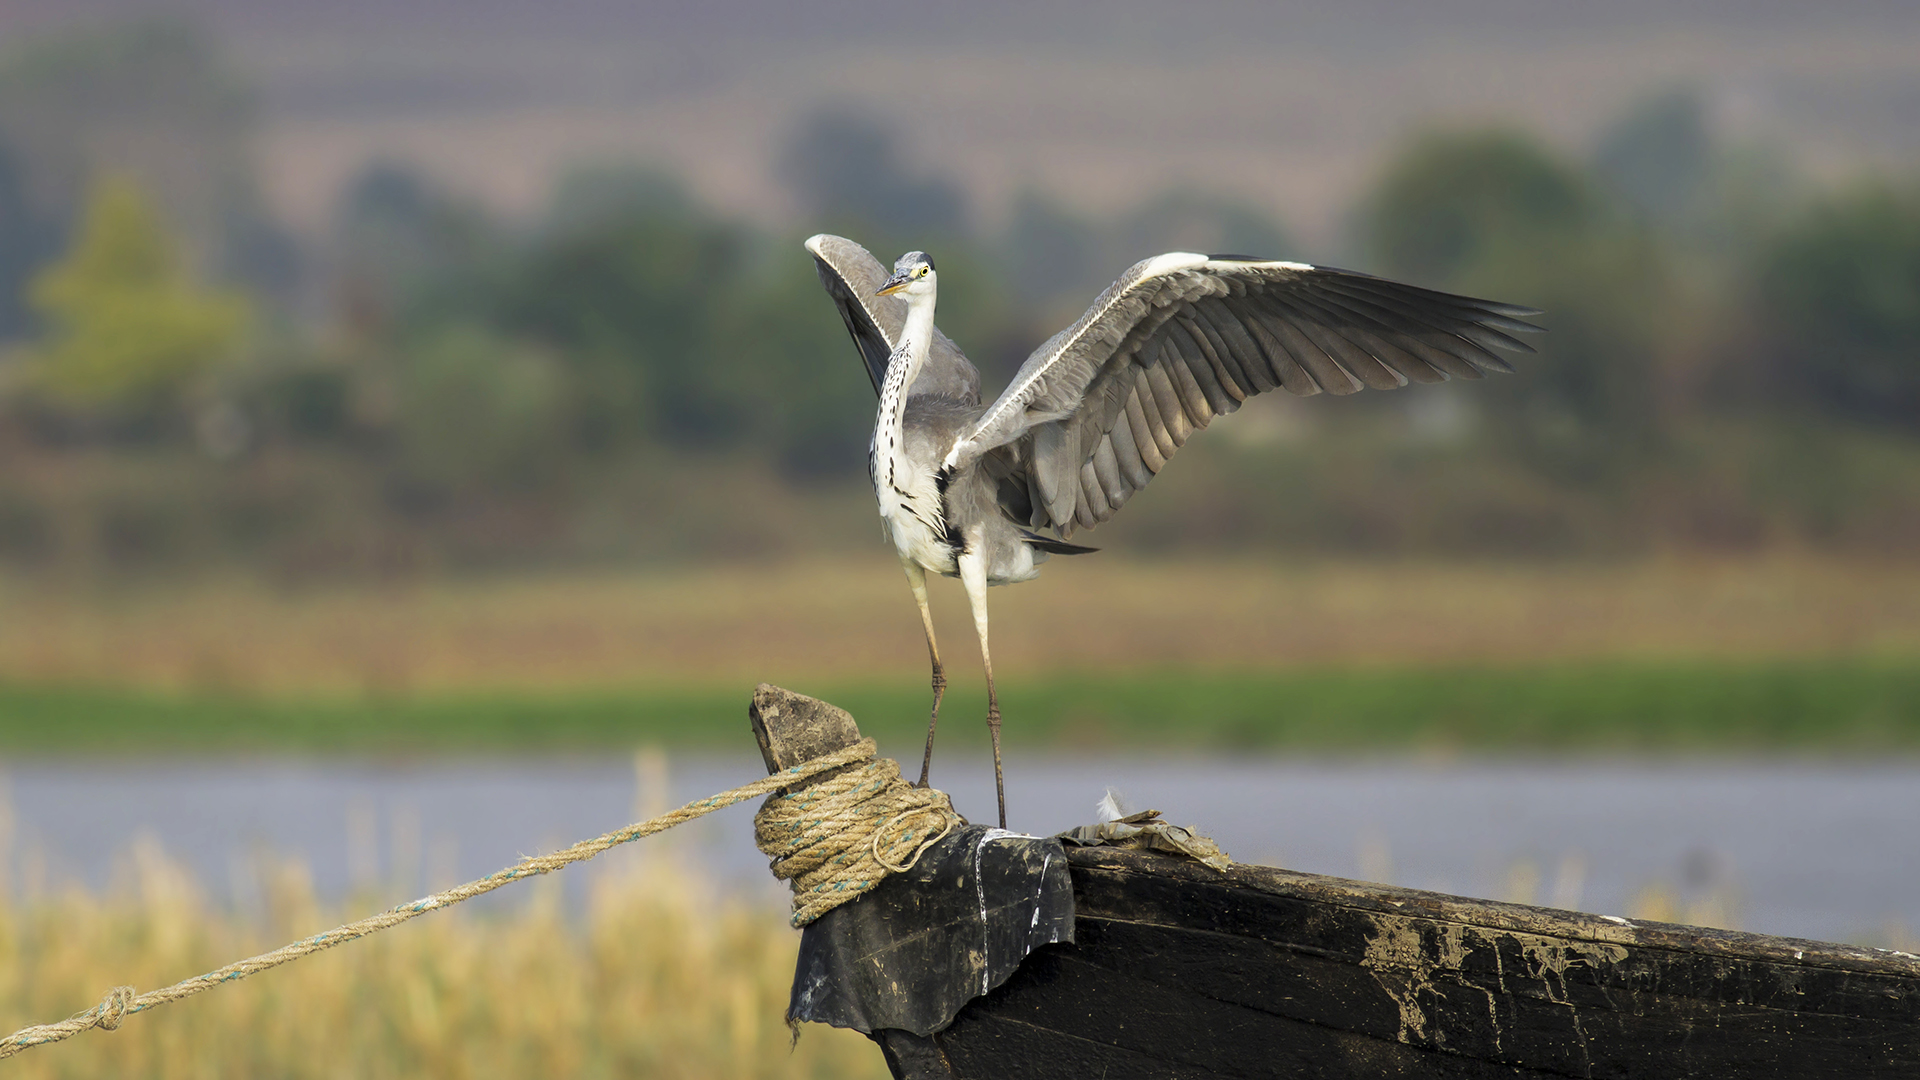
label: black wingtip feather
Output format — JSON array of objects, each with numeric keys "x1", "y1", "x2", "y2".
[
  {"x1": 1486, "y1": 302, "x2": 1547, "y2": 320},
  {"x1": 1021, "y1": 530, "x2": 1099, "y2": 555},
  {"x1": 1311, "y1": 267, "x2": 1546, "y2": 336}
]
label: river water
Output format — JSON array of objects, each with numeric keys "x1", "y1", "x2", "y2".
[{"x1": 5, "y1": 754, "x2": 1916, "y2": 947}]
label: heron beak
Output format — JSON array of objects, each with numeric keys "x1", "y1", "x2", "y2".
[{"x1": 875, "y1": 274, "x2": 910, "y2": 296}]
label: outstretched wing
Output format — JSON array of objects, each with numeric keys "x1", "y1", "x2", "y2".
[
  {"x1": 945, "y1": 253, "x2": 1544, "y2": 535},
  {"x1": 805, "y1": 234, "x2": 982, "y2": 403}
]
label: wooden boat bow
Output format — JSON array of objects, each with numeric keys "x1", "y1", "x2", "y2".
[{"x1": 750, "y1": 686, "x2": 1920, "y2": 1078}]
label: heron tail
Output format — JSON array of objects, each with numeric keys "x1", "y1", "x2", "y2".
[{"x1": 1021, "y1": 530, "x2": 1098, "y2": 556}]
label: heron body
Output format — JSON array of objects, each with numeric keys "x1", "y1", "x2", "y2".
[
  {"x1": 808, "y1": 235, "x2": 1544, "y2": 827},
  {"x1": 871, "y1": 303, "x2": 963, "y2": 579},
  {"x1": 872, "y1": 319, "x2": 1049, "y2": 586}
]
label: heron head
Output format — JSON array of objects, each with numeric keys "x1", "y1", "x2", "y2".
[{"x1": 876, "y1": 251, "x2": 936, "y2": 297}]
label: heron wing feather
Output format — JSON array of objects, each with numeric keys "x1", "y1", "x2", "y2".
[
  {"x1": 947, "y1": 256, "x2": 1541, "y2": 537},
  {"x1": 805, "y1": 234, "x2": 982, "y2": 403},
  {"x1": 1197, "y1": 300, "x2": 1278, "y2": 394}
]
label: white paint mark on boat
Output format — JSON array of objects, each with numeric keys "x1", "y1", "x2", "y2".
[
  {"x1": 1031, "y1": 853, "x2": 1052, "y2": 931},
  {"x1": 972, "y1": 828, "x2": 1029, "y2": 996}
]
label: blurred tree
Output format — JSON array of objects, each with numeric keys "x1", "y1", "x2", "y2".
[
  {"x1": 1591, "y1": 89, "x2": 1799, "y2": 263},
  {"x1": 331, "y1": 162, "x2": 501, "y2": 337},
  {"x1": 1362, "y1": 130, "x2": 1603, "y2": 284},
  {"x1": 714, "y1": 249, "x2": 880, "y2": 477},
  {"x1": 392, "y1": 324, "x2": 570, "y2": 491},
  {"x1": 1361, "y1": 130, "x2": 1675, "y2": 476},
  {"x1": 1758, "y1": 182, "x2": 1920, "y2": 429},
  {"x1": 1593, "y1": 90, "x2": 1712, "y2": 228},
  {"x1": 22, "y1": 176, "x2": 248, "y2": 408},
  {"x1": 778, "y1": 108, "x2": 967, "y2": 238},
  {"x1": 0, "y1": 139, "x2": 60, "y2": 341},
  {"x1": 477, "y1": 182, "x2": 743, "y2": 449},
  {"x1": 544, "y1": 162, "x2": 693, "y2": 235},
  {"x1": 253, "y1": 361, "x2": 353, "y2": 443},
  {"x1": 0, "y1": 18, "x2": 296, "y2": 299}
]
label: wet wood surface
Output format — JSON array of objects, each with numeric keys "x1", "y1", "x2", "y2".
[
  {"x1": 885, "y1": 848, "x2": 1920, "y2": 1079},
  {"x1": 742, "y1": 686, "x2": 1920, "y2": 1078}
]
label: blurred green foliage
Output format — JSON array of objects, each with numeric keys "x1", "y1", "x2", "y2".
[
  {"x1": 1758, "y1": 183, "x2": 1920, "y2": 428},
  {"x1": 0, "y1": 18, "x2": 296, "y2": 310},
  {"x1": 1362, "y1": 131, "x2": 1675, "y2": 478},
  {"x1": 392, "y1": 325, "x2": 572, "y2": 490},
  {"x1": 483, "y1": 182, "x2": 745, "y2": 449},
  {"x1": 1363, "y1": 131, "x2": 1610, "y2": 285},
  {"x1": 0, "y1": 17, "x2": 1915, "y2": 577},
  {"x1": 20, "y1": 176, "x2": 248, "y2": 407}
]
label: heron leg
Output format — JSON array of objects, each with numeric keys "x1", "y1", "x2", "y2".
[
  {"x1": 903, "y1": 562, "x2": 945, "y2": 788},
  {"x1": 958, "y1": 549, "x2": 1006, "y2": 829}
]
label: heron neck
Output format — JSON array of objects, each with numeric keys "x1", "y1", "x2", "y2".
[
  {"x1": 875, "y1": 290, "x2": 936, "y2": 490},
  {"x1": 898, "y1": 290, "x2": 937, "y2": 385},
  {"x1": 883, "y1": 290, "x2": 937, "y2": 422}
]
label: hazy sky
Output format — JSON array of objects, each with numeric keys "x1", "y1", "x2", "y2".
[{"x1": 5, "y1": 0, "x2": 1916, "y2": 247}]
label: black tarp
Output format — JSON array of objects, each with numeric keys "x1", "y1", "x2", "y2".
[{"x1": 787, "y1": 824, "x2": 1075, "y2": 1037}]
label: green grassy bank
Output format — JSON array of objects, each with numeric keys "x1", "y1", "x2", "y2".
[{"x1": 5, "y1": 660, "x2": 1919, "y2": 755}]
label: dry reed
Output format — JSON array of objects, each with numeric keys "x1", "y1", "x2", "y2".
[{"x1": 0, "y1": 840, "x2": 889, "y2": 1079}]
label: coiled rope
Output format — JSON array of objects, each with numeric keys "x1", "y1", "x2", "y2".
[
  {"x1": 754, "y1": 748, "x2": 958, "y2": 926},
  {"x1": 1, "y1": 736, "x2": 955, "y2": 1062}
]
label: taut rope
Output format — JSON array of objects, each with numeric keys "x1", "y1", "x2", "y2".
[{"x1": 2, "y1": 736, "x2": 955, "y2": 1062}]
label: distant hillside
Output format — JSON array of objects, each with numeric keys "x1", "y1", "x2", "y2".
[{"x1": 6, "y1": 0, "x2": 1912, "y2": 241}]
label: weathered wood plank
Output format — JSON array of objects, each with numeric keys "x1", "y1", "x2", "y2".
[
  {"x1": 748, "y1": 682, "x2": 863, "y2": 775},
  {"x1": 1069, "y1": 851, "x2": 1920, "y2": 1019},
  {"x1": 909, "y1": 849, "x2": 1920, "y2": 1079},
  {"x1": 1066, "y1": 850, "x2": 1918, "y2": 976},
  {"x1": 949, "y1": 947, "x2": 1554, "y2": 1079},
  {"x1": 752, "y1": 686, "x2": 1920, "y2": 1079}
]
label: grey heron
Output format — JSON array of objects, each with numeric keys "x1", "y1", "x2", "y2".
[{"x1": 807, "y1": 234, "x2": 1543, "y2": 828}]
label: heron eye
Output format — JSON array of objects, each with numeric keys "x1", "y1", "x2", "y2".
[{"x1": 917, "y1": 266, "x2": 928, "y2": 277}]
